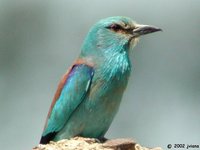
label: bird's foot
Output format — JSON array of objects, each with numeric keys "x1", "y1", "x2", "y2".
[{"x1": 98, "y1": 137, "x2": 109, "y2": 143}]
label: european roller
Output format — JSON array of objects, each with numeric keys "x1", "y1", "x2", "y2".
[{"x1": 40, "y1": 16, "x2": 161, "y2": 144}]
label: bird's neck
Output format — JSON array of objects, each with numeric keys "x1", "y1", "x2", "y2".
[
  {"x1": 80, "y1": 40, "x2": 132, "y2": 81},
  {"x1": 79, "y1": 52, "x2": 131, "y2": 82},
  {"x1": 100, "y1": 50, "x2": 131, "y2": 81}
]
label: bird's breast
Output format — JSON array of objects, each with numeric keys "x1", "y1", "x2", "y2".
[
  {"x1": 83, "y1": 52, "x2": 131, "y2": 123},
  {"x1": 86, "y1": 59, "x2": 131, "y2": 109}
]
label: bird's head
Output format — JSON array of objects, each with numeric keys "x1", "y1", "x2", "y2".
[{"x1": 80, "y1": 16, "x2": 161, "y2": 58}]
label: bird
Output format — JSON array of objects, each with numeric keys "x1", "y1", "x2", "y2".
[{"x1": 40, "y1": 16, "x2": 161, "y2": 144}]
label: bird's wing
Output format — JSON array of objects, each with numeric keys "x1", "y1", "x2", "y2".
[{"x1": 40, "y1": 63, "x2": 94, "y2": 144}]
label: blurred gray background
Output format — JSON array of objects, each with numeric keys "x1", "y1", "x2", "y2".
[{"x1": 0, "y1": 0, "x2": 199, "y2": 149}]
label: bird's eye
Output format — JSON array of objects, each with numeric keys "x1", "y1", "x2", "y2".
[{"x1": 107, "y1": 24, "x2": 122, "y2": 31}]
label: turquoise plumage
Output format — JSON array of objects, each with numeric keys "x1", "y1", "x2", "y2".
[{"x1": 40, "y1": 16, "x2": 161, "y2": 144}]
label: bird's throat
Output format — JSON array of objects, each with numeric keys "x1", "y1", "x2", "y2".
[{"x1": 129, "y1": 37, "x2": 140, "y2": 51}]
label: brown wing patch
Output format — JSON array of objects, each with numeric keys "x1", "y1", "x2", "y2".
[{"x1": 43, "y1": 66, "x2": 73, "y2": 130}]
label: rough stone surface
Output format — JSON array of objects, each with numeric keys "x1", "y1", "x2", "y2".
[{"x1": 33, "y1": 137, "x2": 163, "y2": 150}]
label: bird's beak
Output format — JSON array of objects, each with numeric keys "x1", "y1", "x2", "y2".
[{"x1": 132, "y1": 24, "x2": 162, "y2": 37}]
